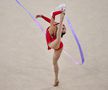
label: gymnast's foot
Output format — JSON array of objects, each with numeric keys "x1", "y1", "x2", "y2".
[{"x1": 53, "y1": 80, "x2": 59, "y2": 87}]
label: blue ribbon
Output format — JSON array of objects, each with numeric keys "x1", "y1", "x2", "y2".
[
  {"x1": 16, "y1": 0, "x2": 84, "y2": 64},
  {"x1": 16, "y1": 0, "x2": 45, "y2": 33},
  {"x1": 65, "y1": 16, "x2": 84, "y2": 64}
]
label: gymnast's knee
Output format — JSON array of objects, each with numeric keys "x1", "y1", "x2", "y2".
[{"x1": 53, "y1": 60, "x2": 58, "y2": 65}]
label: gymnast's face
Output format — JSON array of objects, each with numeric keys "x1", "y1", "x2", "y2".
[{"x1": 62, "y1": 25, "x2": 66, "y2": 33}]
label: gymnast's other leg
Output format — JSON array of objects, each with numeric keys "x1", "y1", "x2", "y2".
[{"x1": 53, "y1": 48, "x2": 63, "y2": 87}]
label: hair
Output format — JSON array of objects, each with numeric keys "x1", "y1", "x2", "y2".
[{"x1": 55, "y1": 23, "x2": 66, "y2": 37}]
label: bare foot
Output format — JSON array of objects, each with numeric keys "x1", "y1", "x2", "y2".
[{"x1": 53, "y1": 80, "x2": 59, "y2": 87}]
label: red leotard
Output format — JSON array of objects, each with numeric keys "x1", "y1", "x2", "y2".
[
  {"x1": 46, "y1": 27, "x2": 63, "y2": 50},
  {"x1": 41, "y1": 10, "x2": 63, "y2": 50}
]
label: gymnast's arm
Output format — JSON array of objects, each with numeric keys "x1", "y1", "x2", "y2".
[
  {"x1": 35, "y1": 15, "x2": 51, "y2": 23},
  {"x1": 49, "y1": 10, "x2": 63, "y2": 30}
]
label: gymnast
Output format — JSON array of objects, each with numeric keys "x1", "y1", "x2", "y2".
[{"x1": 36, "y1": 9, "x2": 66, "y2": 87}]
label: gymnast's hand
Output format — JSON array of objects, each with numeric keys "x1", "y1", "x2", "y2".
[{"x1": 35, "y1": 15, "x2": 42, "y2": 18}]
